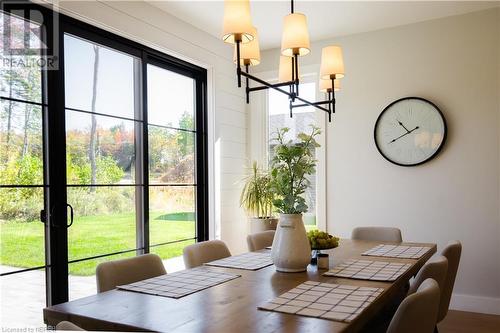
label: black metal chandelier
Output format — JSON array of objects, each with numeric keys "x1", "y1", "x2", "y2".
[{"x1": 222, "y1": 0, "x2": 345, "y2": 122}]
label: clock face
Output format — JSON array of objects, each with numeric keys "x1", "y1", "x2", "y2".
[{"x1": 374, "y1": 97, "x2": 446, "y2": 166}]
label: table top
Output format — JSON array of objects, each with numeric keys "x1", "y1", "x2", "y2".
[{"x1": 43, "y1": 239, "x2": 436, "y2": 333}]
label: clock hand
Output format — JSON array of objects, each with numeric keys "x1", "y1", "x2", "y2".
[
  {"x1": 397, "y1": 119, "x2": 411, "y2": 133},
  {"x1": 389, "y1": 126, "x2": 419, "y2": 144}
]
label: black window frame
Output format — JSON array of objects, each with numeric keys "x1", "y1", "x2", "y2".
[{"x1": 0, "y1": 1, "x2": 208, "y2": 306}]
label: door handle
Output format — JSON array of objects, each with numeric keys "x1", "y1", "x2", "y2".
[{"x1": 67, "y1": 204, "x2": 74, "y2": 228}]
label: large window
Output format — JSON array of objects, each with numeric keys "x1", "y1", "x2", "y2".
[
  {"x1": 268, "y1": 82, "x2": 319, "y2": 230},
  {"x1": 0, "y1": 4, "x2": 207, "y2": 326}
]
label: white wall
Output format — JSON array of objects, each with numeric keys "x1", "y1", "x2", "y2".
[
  {"x1": 47, "y1": 0, "x2": 248, "y2": 252},
  {"x1": 257, "y1": 8, "x2": 500, "y2": 314}
]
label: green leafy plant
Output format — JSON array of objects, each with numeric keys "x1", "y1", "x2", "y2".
[
  {"x1": 240, "y1": 161, "x2": 274, "y2": 218},
  {"x1": 270, "y1": 126, "x2": 321, "y2": 214}
]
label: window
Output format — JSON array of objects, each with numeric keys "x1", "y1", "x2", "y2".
[
  {"x1": 0, "y1": 3, "x2": 208, "y2": 323},
  {"x1": 268, "y1": 82, "x2": 321, "y2": 230}
]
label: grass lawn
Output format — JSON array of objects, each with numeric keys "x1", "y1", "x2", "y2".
[{"x1": 0, "y1": 211, "x2": 194, "y2": 276}]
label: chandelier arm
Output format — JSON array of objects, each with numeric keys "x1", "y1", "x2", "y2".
[
  {"x1": 330, "y1": 77, "x2": 336, "y2": 115},
  {"x1": 294, "y1": 53, "x2": 299, "y2": 96},
  {"x1": 247, "y1": 81, "x2": 295, "y2": 92},
  {"x1": 240, "y1": 71, "x2": 330, "y2": 113},
  {"x1": 236, "y1": 39, "x2": 242, "y2": 87},
  {"x1": 245, "y1": 64, "x2": 250, "y2": 104},
  {"x1": 328, "y1": 91, "x2": 332, "y2": 122}
]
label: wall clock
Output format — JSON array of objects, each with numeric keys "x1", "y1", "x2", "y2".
[{"x1": 374, "y1": 97, "x2": 447, "y2": 166}]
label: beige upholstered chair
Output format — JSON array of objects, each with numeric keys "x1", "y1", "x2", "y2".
[
  {"x1": 56, "y1": 321, "x2": 84, "y2": 331},
  {"x1": 183, "y1": 240, "x2": 231, "y2": 268},
  {"x1": 96, "y1": 253, "x2": 166, "y2": 293},
  {"x1": 247, "y1": 230, "x2": 275, "y2": 251},
  {"x1": 437, "y1": 241, "x2": 462, "y2": 323},
  {"x1": 386, "y1": 279, "x2": 440, "y2": 333},
  {"x1": 351, "y1": 227, "x2": 402, "y2": 243},
  {"x1": 408, "y1": 255, "x2": 448, "y2": 295}
]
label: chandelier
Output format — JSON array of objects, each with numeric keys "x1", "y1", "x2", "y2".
[{"x1": 222, "y1": 0, "x2": 345, "y2": 122}]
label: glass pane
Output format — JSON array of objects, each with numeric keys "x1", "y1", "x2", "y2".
[
  {"x1": 66, "y1": 110, "x2": 136, "y2": 185},
  {"x1": 147, "y1": 64, "x2": 195, "y2": 130},
  {"x1": 67, "y1": 186, "x2": 136, "y2": 262},
  {"x1": 1, "y1": 268, "x2": 46, "y2": 327},
  {"x1": 0, "y1": 187, "x2": 45, "y2": 269},
  {"x1": 69, "y1": 252, "x2": 135, "y2": 300},
  {"x1": 150, "y1": 239, "x2": 195, "y2": 273},
  {"x1": 268, "y1": 82, "x2": 316, "y2": 139},
  {"x1": 268, "y1": 82, "x2": 317, "y2": 227},
  {"x1": 149, "y1": 126, "x2": 195, "y2": 184},
  {"x1": 0, "y1": 13, "x2": 42, "y2": 103},
  {"x1": 149, "y1": 186, "x2": 195, "y2": 246},
  {"x1": 0, "y1": 100, "x2": 43, "y2": 186},
  {"x1": 64, "y1": 34, "x2": 137, "y2": 119}
]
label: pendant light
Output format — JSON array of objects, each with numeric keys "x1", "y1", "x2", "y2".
[
  {"x1": 224, "y1": 0, "x2": 347, "y2": 123},
  {"x1": 233, "y1": 26, "x2": 261, "y2": 66},
  {"x1": 222, "y1": 0, "x2": 254, "y2": 44}
]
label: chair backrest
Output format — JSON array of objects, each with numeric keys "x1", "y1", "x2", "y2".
[
  {"x1": 438, "y1": 240, "x2": 462, "y2": 322},
  {"x1": 387, "y1": 278, "x2": 440, "y2": 333},
  {"x1": 408, "y1": 255, "x2": 448, "y2": 295},
  {"x1": 351, "y1": 227, "x2": 402, "y2": 243},
  {"x1": 56, "y1": 321, "x2": 84, "y2": 331},
  {"x1": 183, "y1": 240, "x2": 231, "y2": 268},
  {"x1": 247, "y1": 230, "x2": 275, "y2": 252},
  {"x1": 96, "y1": 253, "x2": 166, "y2": 293}
]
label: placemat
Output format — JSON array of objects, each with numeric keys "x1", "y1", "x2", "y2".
[
  {"x1": 117, "y1": 267, "x2": 240, "y2": 299},
  {"x1": 323, "y1": 259, "x2": 411, "y2": 282},
  {"x1": 204, "y1": 251, "x2": 273, "y2": 270},
  {"x1": 258, "y1": 281, "x2": 383, "y2": 323},
  {"x1": 362, "y1": 244, "x2": 431, "y2": 259}
]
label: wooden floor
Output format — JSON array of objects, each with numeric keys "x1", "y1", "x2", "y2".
[{"x1": 439, "y1": 310, "x2": 500, "y2": 333}]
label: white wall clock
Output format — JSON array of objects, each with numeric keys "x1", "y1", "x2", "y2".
[{"x1": 374, "y1": 97, "x2": 447, "y2": 166}]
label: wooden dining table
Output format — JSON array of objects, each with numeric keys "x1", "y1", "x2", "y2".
[{"x1": 43, "y1": 239, "x2": 436, "y2": 332}]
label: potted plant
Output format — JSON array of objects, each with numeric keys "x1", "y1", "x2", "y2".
[
  {"x1": 269, "y1": 126, "x2": 321, "y2": 272},
  {"x1": 240, "y1": 161, "x2": 277, "y2": 233}
]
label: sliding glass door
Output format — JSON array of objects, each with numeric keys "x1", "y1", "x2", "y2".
[
  {"x1": 63, "y1": 32, "x2": 142, "y2": 299},
  {"x1": 0, "y1": 3, "x2": 207, "y2": 326},
  {"x1": 0, "y1": 10, "x2": 49, "y2": 326}
]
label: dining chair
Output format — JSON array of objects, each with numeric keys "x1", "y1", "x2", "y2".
[
  {"x1": 437, "y1": 241, "x2": 462, "y2": 325},
  {"x1": 247, "y1": 230, "x2": 275, "y2": 251},
  {"x1": 56, "y1": 321, "x2": 84, "y2": 331},
  {"x1": 351, "y1": 226, "x2": 402, "y2": 242},
  {"x1": 96, "y1": 253, "x2": 166, "y2": 293},
  {"x1": 386, "y1": 278, "x2": 440, "y2": 333},
  {"x1": 183, "y1": 240, "x2": 231, "y2": 268},
  {"x1": 408, "y1": 255, "x2": 448, "y2": 295}
]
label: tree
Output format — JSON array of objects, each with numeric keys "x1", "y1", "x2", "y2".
[{"x1": 89, "y1": 45, "x2": 100, "y2": 191}]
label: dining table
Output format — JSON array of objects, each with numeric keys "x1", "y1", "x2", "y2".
[{"x1": 43, "y1": 239, "x2": 436, "y2": 332}]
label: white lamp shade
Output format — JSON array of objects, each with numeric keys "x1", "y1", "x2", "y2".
[
  {"x1": 278, "y1": 56, "x2": 299, "y2": 82},
  {"x1": 320, "y1": 45, "x2": 345, "y2": 79},
  {"x1": 222, "y1": 0, "x2": 254, "y2": 44},
  {"x1": 233, "y1": 27, "x2": 260, "y2": 66},
  {"x1": 280, "y1": 13, "x2": 310, "y2": 56},
  {"x1": 319, "y1": 78, "x2": 340, "y2": 92}
]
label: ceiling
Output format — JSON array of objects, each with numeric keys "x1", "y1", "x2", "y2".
[{"x1": 147, "y1": 1, "x2": 499, "y2": 50}]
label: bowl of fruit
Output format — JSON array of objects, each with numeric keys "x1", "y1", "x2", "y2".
[
  {"x1": 307, "y1": 230, "x2": 340, "y2": 250},
  {"x1": 307, "y1": 230, "x2": 340, "y2": 264}
]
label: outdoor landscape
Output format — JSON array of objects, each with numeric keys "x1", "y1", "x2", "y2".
[{"x1": 1, "y1": 19, "x2": 196, "y2": 276}]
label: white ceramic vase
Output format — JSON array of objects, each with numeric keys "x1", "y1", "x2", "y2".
[{"x1": 271, "y1": 213, "x2": 311, "y2": 272}]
